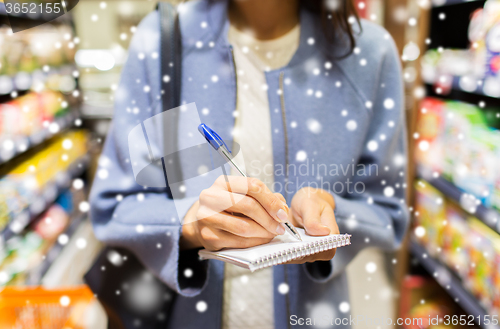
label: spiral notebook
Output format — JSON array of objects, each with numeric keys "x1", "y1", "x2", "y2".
[{"x1": 198, "y1": 228, "x2": 351, "y2": 272}]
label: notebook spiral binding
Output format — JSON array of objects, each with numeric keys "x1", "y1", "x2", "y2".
[{"x1": 249, "y1": 234, "x2": 352, "y2": 271}]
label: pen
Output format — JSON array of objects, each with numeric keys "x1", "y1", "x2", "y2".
[{"x1": 198, "y1": 123, "x2": 302, "y2": 241}]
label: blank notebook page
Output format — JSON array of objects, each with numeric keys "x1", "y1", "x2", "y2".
[{"x1": 199, "y1": 228, "x2": 351, "y2": 272}]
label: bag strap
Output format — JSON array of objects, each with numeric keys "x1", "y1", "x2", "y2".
[
  {"x1": 157, "y1": 2, "x2": 184, "y2": 200},
  {"x1": 158, "y1": 2, "x2": 182, "y2": 109}
]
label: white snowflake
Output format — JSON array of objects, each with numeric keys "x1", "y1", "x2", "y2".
[
  {"x1": 76, "y1": 238, "x2": 87, "y2": 249},
  {"x1": 339, "y1": 302, "x2": 350, "y2": 313},
  {"x1": 367, "y1": 140, "x2": 378, "y2": 152},
  {"x1": 365, "y1": 262, "x2": 377, "y2": 273},
  {"x1": 306, "y1": 119, "x2": 322, "y2": 134},
  {"x1": 418, "y1": 140, "x2": 429, "y2": 151},
  {"x1": 79, "y1": 201, "x2": 90, "y2": 212},
  {"x1": 196, "y1": 301, "x2": 208, "y2": 313},
  {"x1": 296, "y1": 150, "x2": 307, "y2": 162},
  {"x1": 383, "y1": 186, "x2": 395, "y2": 197},
  {"x1": 394, "y1": 154, "x2": 405, "y2": 166},
  {"x1": 73, "y1": 179, "x2": 84, "y2": 189},
  {"x1": 414, "y1": 226, "x2": 425, "y2": 238},
  {"x1": 58, "y1": 234, "x2": 69, "y2": 245},
  {"x1": 346, "y1": 120, "x2": 357, "y2": 131},
  {"x1": 60, "y1": 296, "x2": 71, "y2": 307},
  {"x1": 278, "y1": 283, "x2": 289, "y2": 294},
  {"x1": 198, "y1": 165, "x2": 209, "y2": 175},
  {"x1": 184, "y1": 268, "x2": 193, "y2": 278},
  {"x1": 383, "y1": 98, "x2": 395, "y2": 109},
  {"x1": 309, "y1": 303, "x2": 336, "y2": 328}
]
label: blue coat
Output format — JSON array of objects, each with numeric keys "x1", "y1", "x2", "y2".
[{"x1": 89, "y1": 0, "x2": 409, "y2": 328}]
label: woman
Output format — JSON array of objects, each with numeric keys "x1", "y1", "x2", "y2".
[{"x1": 90, "y1": 0, "x2": 409, "y2": 328}]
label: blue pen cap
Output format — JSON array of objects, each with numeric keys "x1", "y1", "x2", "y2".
[{"x1": 198, "y1": 123, "x2": 231, "y2": 153}]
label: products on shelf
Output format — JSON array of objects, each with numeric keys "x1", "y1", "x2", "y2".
[
  {"x1": 414, "y1": 180, "x2": 500, "y2": 316},
  {"x1": 470, "y1": 1, "x2": 500, "y2": 84},
  {"x1": 421, "y1": 49, "x2": 472, "y2": 87},
  {"x1": 415, "y1": 97, "x2": 500, "y2": 210},
  {"x1": 0, "y1": 191, "x2": 72, "y2": 286},
  {"x1": 0, "y1": 25, "x2": 76, "y2": 76},
  {"x1": 0, "y1": 130, "x2": 88, "y2": 232},
  {"x1": 421, "y1": 0, "x2": 500, "y2": 97},
  {"x1": 408, "y1": 303, "x2": 449, "y2": 329},
  {"x1": 400, "y1": 276, "x2": 477, "y2": 329},
  {"x1": 0, "y1": 91, "x2": 69, "y2": 141}
]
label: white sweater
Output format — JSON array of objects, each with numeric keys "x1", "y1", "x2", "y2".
[{"x1": 222, "y1": 24, "x2": 300, "y2": 329}]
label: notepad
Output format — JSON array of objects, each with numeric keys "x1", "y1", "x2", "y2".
[{"x1": 198, "y1": 228, "x2": 351, "y2": 272}]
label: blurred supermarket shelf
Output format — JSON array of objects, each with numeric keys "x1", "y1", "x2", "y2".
[
  {"x1": 418, "y1": 166, "x2": 500, "y2": 234},
  {"x1": 424, "y1": 74, "x2": 488, "y2": 97},
  {"x1": 0, "y1": 65, "x2": 78, "y2": 96},
  {"x1": 431, "y1": 0, "x2": 484, "y2": 7},
  {"x1": 0, "y1": 110, "x2": 80, "y2": 165},
  {"x1": 410, "y1": 240, "x2": 499, "y2": 329},
  {"x1": 424, "y1": 73, "x2": 500, "y2": 108},
  {"x1": 26, "y1": 214, "x2": 87, "y2": 285},
  {"x1": 80, "y1": 104, "x2": 114, "y2": 120},
  {"x1": 42, "y1": 218, "x2": 102, "y2": 288},
  {"x1": 0, "y1": 154, "x2": 89, "y2": 243}
]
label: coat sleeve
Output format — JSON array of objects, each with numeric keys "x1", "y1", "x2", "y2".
[
  {"x1": 89, "y1": 11, "x2": 208, "y2": 297},
  {"x1": 304, "y1": 35, "x2": 410, "y2": 282}
]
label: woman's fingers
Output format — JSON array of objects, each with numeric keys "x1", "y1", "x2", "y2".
[
  {"x1": 198, "y1": 225, "x2": 274, "y2": 251},
  {"x1": 320, "y1": 205, "x2": 339, "y2": 235},
  {"x1": 301, "y1": 199, "x2": 331, "y2": 236},
  {"x1": 221, "y1": 193, "x2": 286, "y2": 235},
  {"x1": 214, "y1": 176, "x2": 289, "y2": 223},
  {"x1": 198, "y1": 206, "x2": 277, "y2": 238},
  {"x1": 199, "y1": 187, "x2": 285, "y2": 236}
]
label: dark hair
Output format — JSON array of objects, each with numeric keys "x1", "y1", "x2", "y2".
[{"x1": 301, "y1": 0, "x2": 361, "y2": 58}]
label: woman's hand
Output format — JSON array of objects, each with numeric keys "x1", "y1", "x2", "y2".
[
  {"x1": 286, "y1": 187, "x2": 339, "y2": 264},
  {"x1": 181, "y1": 176, "x2": 289, "y2": 251}
]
